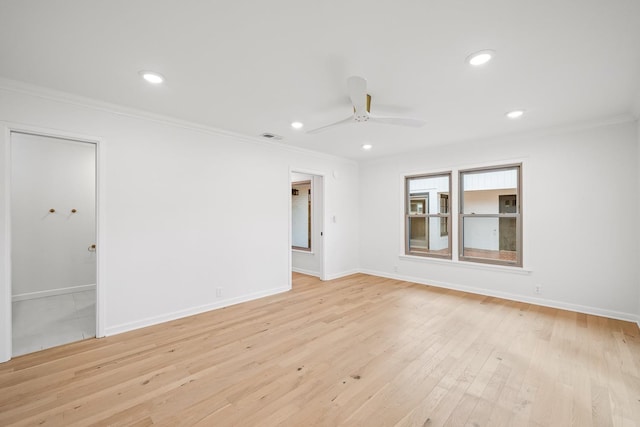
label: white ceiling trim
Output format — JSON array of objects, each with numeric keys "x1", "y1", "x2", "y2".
[
  {"x1": 359, "y1": 113, "x2": 637, "y2": 165},
  {"x1": 0, "y1": 77, "x2": 357, "y2": 165}
]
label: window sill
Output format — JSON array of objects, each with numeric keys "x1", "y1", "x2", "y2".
[{"x1": 398, "y1": 254, "x2": 532, "y2": 275}]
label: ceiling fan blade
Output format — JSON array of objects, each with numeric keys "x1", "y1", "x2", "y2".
[
  {"x1": 306, "y1": 116, "x2": 354, "y2": 134},
  {"x1": 368, "y1": 115, "x2": 426, "y2": 128},
  {"x1": 307, "y1": 76, "x2": 423, "y2": 134},
  {"x1": 347, "y1": 76, "x2": 368, "y2": 113}
]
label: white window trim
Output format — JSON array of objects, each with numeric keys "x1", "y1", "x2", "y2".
[{"x1": 398, "y1": 254, "x2": 532, "y2": 275}]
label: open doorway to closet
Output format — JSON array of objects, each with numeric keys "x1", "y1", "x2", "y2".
[
  {"x1": 291, "y1": 171, "x2": 324, "y2": 280},
  {"x1": 10, "y1": 131, "x2": 97, "y2": 357}
]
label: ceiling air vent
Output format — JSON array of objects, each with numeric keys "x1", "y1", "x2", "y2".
[{"x1": 260, "y1": 132, "x2": 283, "y2": 140}]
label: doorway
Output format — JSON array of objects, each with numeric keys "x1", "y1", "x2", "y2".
[
  {"x1": 10, "y1": 131, "x2": 97, "y2": 357},
  {"x1": 290, "y1": 171, "x2": 324, "y2": 280}
]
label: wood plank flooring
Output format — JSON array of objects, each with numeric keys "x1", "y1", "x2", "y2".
[{"x1": 1, "y1": 273, "x2": 639, "y2": 426}]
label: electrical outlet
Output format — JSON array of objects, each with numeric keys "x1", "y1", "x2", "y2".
[
  {"x1": 216, "y1": 287, "x2": 223, "y2": 297},
  {"x1": 534, "y1": 285, "x2": 542, "y2": 294}
]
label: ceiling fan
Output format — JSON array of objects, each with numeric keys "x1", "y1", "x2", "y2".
[{"x1": 307, "y1": 76, "x2": 426, "y2": 134}]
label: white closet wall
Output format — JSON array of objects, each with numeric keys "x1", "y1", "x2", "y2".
[{"x1": 11, "y1": 133, "x2": 96, "y2": 298}]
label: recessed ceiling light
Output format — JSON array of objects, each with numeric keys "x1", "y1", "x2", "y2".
[
  {"x1": 362, "y1": 144, "x2": 373, "y2": 150},
  {"x1": 139, "y1": 71, "x2": 165, "y2": 84},
  {"x1": 291, "y1": 121, "x2": 304, "y2": 129},
  {"x1": 466, "y1": 50, "x2": 495, "y2": 66},
  {"x1": 506, "y1": 110, "x2": 525, "y2": 119}
]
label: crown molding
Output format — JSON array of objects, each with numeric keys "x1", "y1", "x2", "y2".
[
  {"x1": 0, "y1": 77, "x2": 356, "y2": 165},
  {"x1": 361, "y1": 112, "x2": 637, "y2": 165}
]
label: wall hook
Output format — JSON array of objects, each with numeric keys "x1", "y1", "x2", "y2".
[
  {"x1": 49, "y1": 208, "x2": 55, "y2": 213},
  {"x1": 71, "y1": 209, "x2": 77, "y2": 213}
]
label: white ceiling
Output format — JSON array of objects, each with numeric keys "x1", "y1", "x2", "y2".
[{"x1": 1, "y1": 0, "x2": 639, "y2": 159}]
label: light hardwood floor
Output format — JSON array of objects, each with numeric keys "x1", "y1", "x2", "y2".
[{"x1": 1, "y1": 273, "x2": 639, "y2": 426}]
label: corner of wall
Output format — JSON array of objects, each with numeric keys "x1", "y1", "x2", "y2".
[
  {"x1": 0, "y1": 124, "x2": 11, "y2": 362},
  {"x1": 637, "y1": 118, "x2": 640, "y2": 327}
]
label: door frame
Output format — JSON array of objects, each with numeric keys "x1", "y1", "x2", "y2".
[
  {"x1": 288, "y1": 168, "x2": 326, "y2": 287},
  {"x1": 0, "y1": 122, "x2": 105, "y2": 363}
]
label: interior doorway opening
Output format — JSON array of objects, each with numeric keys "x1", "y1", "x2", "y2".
[
  {"x1": 10, "y1": 131, "x2": 97, "y2": 357},
  {"x1": 290, "y1": 171, "x2": 324, "y2": 280}
]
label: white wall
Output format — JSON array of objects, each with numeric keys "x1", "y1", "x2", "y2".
[
  {"x1": 0, "y1": 82, "x2": 359, "y2": 361},
  {"x1": 360, "y1": 119, "x2": 639, "y2": 321},
  {"x1": 11, "y1": 133, "x2": 96, "y2": 297}
]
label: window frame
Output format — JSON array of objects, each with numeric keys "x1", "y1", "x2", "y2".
[
  {"x1": 458, "y1": 163, "x2": 522, "y2": 267},
  {"x1": 291, "y1": 180, "x2": 312, "y2": 252},
  {"x1": 404, "y1": 172, "x2": 452, "y2": 259},
  {"x1": 438, "y1": 193, "x2": 449, "y2": 237}
]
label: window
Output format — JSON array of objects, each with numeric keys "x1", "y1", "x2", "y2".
[
  {"x1": 405, "y1": 173, "x2": 451, "y2": 258},
  {"x1": 292, "y1": 180, "x2": 311, "y2": 251},
  {"x1": 439, "y1": 193, "x2": 449, "y2": 236},
  {"x1": 459, "y1": 164, "x2": 521, "y2": 266}
]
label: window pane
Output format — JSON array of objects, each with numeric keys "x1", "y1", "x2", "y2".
[
  {"x1": 408, "y1": 216, "x2": 428, "y2": 252},
  {"x1": 461, "y1": 168, "x2": 518, "y2": 214},
  {"x1": 428, "y1": 216, "x2": 450, "y2": 254},
  {"x1": 407, "y1": 216, "x2": 450, "y2": 256},
  {"x1": 291, "y1": 181, "x2": 311, "y2": 250},
  {"x1": 408, "y1": 176, "x2": 449, "y2": 204},
  {"x1": 409, "y1": 198, "x2": 427, "y2": 215},
  {"x1": 459, "y1": 164, "x2": 521, "y2": 266},
  {"x1": 406, "y1": 172, "x2": 451, "y2": 259},
  {"x1": 462, "y1": 216, "x2": 518, "y2": 263}
]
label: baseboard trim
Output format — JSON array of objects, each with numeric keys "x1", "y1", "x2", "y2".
[
  {"x1": 105, "y1": 285, "x2": 290, "y2": 337},
  {"x1": 292, "y1": 268, "x2": 360, "y2": 281},
  {"x1": 323, "y1": 269, "x2": 360, "y2": 281},
  {"x1": 12, "y1": 284, "x2": 96, "y2": 302},
  {"x1": 291, "y1": 267, "x2": 320, "y2": 277},
  {"x1": 360, "y1": 269, "x2": 638, "y2": 324}
]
